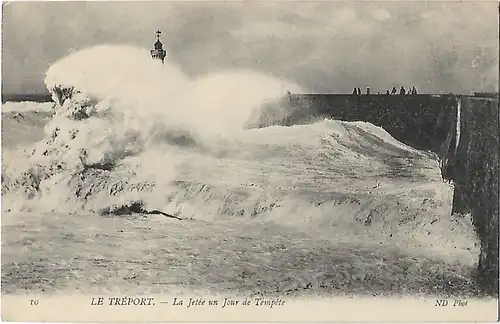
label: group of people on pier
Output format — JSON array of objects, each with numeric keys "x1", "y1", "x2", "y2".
[{"x1": 352, "y1": 86, "x2": 418, "y2": 95}]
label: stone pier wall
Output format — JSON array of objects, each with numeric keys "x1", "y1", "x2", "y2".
[
  {"x1": 446, "y1": 96, "x2": 499, "y2": 296},
  {"x1": 282, "y1": 94, "x2": 457, "y2": 155}
]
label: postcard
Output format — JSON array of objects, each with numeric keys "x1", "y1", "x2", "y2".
[{"x1": 1, "y1": 0, "x2": 498, "y2": 322}]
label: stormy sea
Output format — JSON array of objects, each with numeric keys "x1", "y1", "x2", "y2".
[{"x1": 1, "y1": 45, "x2": 480, "y2": 297}]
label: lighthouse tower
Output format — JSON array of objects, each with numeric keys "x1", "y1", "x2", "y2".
[{"x1": 150, "y1": 30, "x2": 167, "y2": 64}]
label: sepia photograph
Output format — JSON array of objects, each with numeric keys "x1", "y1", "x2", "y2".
[{"x1": 1, "y1": 0, "x2": 499, "y2": 322}]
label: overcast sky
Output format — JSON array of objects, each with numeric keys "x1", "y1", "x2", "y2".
[{"x1": 2, "y1": 1, "x2": 499, "y2": 94}]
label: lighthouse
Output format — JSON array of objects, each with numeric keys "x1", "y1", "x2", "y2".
[{"x1": 150, "y1": 30, "x2": 167, "y2": 63}]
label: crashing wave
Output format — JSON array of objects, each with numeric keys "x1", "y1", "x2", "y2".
[{"x1": 2, "y1": 45, "x2": 303, "y2": 216}]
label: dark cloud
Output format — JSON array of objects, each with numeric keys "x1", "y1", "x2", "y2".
[{"x1": 2, "y1": 1, "x2": 498, "y2": 95}]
